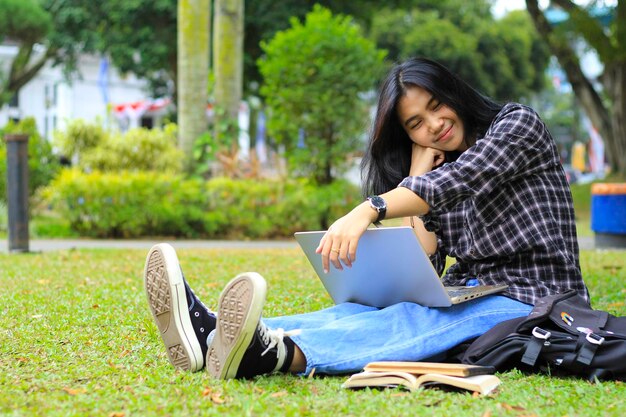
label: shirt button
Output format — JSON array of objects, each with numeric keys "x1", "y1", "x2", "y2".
[{"x1": 470, "y1": 249, "x2": 475, "y2": 255}]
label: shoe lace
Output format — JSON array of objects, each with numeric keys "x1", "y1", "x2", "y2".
[
  {"x1": 258, "y1": 322, "x2": 290, "y2": 372},
  {"x1": 259, "y1": 322, "x2": 285, "y2": 358}
]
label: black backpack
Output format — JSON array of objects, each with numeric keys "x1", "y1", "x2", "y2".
[{"x1": 461, "y1": 290, "x2": 626, "y2": 381}]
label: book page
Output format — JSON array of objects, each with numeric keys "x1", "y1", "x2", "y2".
[
  {"x1": 364, "y1": 361, "x2": 495, "y2": 377},
  {"x1": 343, "y1": 371, "x2": 501, "y2": 395},
  {"x1": 415, "y1": 374, "x2": 501, "y2": 395}
]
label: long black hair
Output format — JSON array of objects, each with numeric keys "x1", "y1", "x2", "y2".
[{"x1": 361, "y1": 57, "x2": 502, "y2": 196}]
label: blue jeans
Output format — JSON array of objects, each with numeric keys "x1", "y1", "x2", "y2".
[{"x1": 265, "y1": 296, "x2": 532, "y2": 375}]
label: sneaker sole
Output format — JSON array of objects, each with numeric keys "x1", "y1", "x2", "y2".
[
  {"x1": 143, "y1": 243, "x2": 203, "y2": 372},
  {"x1": 206, "y1": 272, "x2": 267, "y2": 380}
]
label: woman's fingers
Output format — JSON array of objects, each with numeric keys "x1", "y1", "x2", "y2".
[
  {"x1": 317, "y1": 205, "x2": 371, "y2": 273},
  {"x1": 432, "y1": 149, "x2": 446, "y2": 168},
  {"x1": 320, "y1": 235, "x2": 360, "y2": 273},
  {"x1": 321, "y1": 235, "x2": 343, "y2": 273},
  {"x1": 410, "y1": 143, "x2": 447, "y2": 173},
  {"x1": 340, "y1": 237, "x2": 359, "y2": 268},
  {"x1": 329, "y1": 242, "x2": 343, "y2": 271},
  {"x1": 318, "y1": 232, "x2": 344, "y2": 271},
  {"x1": 347, "y1": 237, "x2": 358, "y2": 265},
  {"x1": 320, "y1": 238, "x2": 337, "y2": 273},
  {"x1": 339, "y1": 244, "x2": 351, "y2": 268}
]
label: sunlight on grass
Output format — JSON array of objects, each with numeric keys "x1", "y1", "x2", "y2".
[{"x1": 1, "y1": 248, "x2": 625, "y2": 416}]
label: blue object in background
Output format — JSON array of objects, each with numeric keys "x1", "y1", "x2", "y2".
[
  {"x1": 591, "y1": 183, "x2": 626, "y2": 248},
  {"x1": 591, "y1": 194, "x2": 626, "y2": 234},
  {"x1": 98, "y1": 57, "x2": 109, "y2": 104}
]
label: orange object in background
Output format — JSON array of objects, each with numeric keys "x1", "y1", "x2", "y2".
[{"x1": 591, "y1": 183, "x2": 626, "y2": 195}]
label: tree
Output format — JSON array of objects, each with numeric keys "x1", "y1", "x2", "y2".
[
  {"x1": 258, "y1": 5, "x2": 386, "y2": 185},
  {"x1": 0, "y1": 0, "x2": 177, "y2": 108},
  {"x1": 94, "y1": 0, "x2": 178, "y2": 98},
  {"x1": 4, "y1": 1, "x2": 537, "y2": 109},
  {"x1": 525, "y1": 0, "x2": 626, "y2": 176},
  {"x1": 0, "y1": 0, "x2": 52, "y2": 106},
  {"x1": 369, "y1": 1, "x2": 549, "y2": 102},
  {"x1": 0, "y1": 0, "x2": 112, "y2": 107},
  {"x1": 243, "y1": 0, "x2": 425, "y2": 92},
  {"x1": 177, "y1": 0, "x2": 210, "y2": 172},
  {"x1": 213, "y1": 0, "x2": 244, "y2": 153}
]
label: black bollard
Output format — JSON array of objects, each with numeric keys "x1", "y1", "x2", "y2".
[{"x1": 4, "y1": 133, "x2": 29, "y2": 253}]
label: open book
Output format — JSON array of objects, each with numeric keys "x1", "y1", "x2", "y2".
[
  {"x1": 342, "y1": 371, "x2": 501, "y2": 395},
  {"x1": 363, "y1": 361, "x2": 495, "y2": 377}
]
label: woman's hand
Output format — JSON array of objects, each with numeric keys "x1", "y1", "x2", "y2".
[
  {"x1": 410, "y1": 143, "x2": 445, "y2": 176},
  {"x1": 315, "y1": 203, "x2": 376, "y2": 273}
]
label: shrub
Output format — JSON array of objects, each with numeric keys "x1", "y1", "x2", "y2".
[
  {"x1": 202, "y1": 178, "x2": 360, "y2": 238},
  {"x1": 43, "y1": 169, "x2": 360, "y2": 238},
  {"x1": 0, "y1": 117, "x2": 60, "y2": 203},
  {"x1": 258, "y1": 5, "x2": 386, "y2": 185},
  {"x1": 53, "y1": 118, "x2": 107, "y2": 159},
  {"x1": 80, "y1": 124, "x2": 183, "y2": 173},
  {"x1": 42, "y1": 169, "x2": 207, "y2": 238}
]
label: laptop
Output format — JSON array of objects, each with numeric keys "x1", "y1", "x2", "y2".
[{"x1": 294, "y1": 226, "x2": 507, "y2": 308}]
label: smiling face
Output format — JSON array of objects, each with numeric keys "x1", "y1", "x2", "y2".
[{"x1": 396, "y1": 86, "x2": 467, "y2": 152}]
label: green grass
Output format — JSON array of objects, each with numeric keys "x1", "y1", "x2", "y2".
[
  {"x1": 1, "y1": 248, "x2": 625, "y2": 416},
  {"x1": 570, "y1": 181, "x2": 594, "y2": 237}
]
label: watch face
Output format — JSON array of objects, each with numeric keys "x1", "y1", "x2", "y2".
[{"x1": 369, "y1": 195, "x2": 386, "y2": 210}]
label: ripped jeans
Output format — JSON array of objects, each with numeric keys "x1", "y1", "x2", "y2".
[{"x1": 264, "y1": 295, "x2": 532, "y2": 375}]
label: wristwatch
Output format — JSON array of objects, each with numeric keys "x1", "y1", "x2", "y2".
[{"x1": 367, "y1": 195, "x2": 387, "y2": 223}]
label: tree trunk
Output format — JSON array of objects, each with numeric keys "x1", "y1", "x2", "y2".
[
  {"x1": 526, "y1": 0, "x2": 626, "y2": 176},
  {"x1": 606, "y1": 64, "x2": 626, "y2": 174},
  {"x1": 213, "y1": 0, "x2": 244, "y2": 155},
  {"x1": 177, "y1": 0, "x2": 210, "y2": 173},
  {"x1": 0, "y1": 44, "x2": 55, "y2": 108},
  {"x1": 605, "y1": 1, "x2": 626, "y2": 175}
]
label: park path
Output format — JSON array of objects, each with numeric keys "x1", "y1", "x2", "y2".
[
  {"x1": 0, "y1": 236, "x2": 597, "y2": 252},
  {"x1": 0, "y1": 238, "x2": 297, "y2": 253}
]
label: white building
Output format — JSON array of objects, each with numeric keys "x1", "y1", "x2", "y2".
[
  {"x1": 1, "y1": 43, "x2": 260, "y2": 170},
  {"x1": 0, "y1": 43, "x2": 159, "y2": 140}
]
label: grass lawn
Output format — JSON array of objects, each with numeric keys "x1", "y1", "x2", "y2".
[{"x1": 1, "y1": 247, "x2": 625, "y2": 417}]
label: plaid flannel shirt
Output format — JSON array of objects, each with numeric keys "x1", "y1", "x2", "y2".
[{"x1": 398, "y1": 103, "x2": 589, "y2": 305}]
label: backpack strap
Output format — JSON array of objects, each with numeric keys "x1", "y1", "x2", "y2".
[
  {"x1": 575, "y1": 331, "x2": 605, "y2": 365},
  {"x1": 521, "y1": 327, "x2": 551, "y2": 366}
]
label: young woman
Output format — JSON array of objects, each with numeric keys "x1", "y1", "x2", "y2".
[{"x1": 143, "y1": 58, "x2": 589, "y2": 379}]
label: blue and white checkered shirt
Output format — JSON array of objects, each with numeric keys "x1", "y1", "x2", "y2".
[{"x1": 399, "y1": 103, "x2": 589, "y2": 305}]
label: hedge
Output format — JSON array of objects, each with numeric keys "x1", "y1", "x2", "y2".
[{"x1": 43, "y1": 169, "x2": 361, "y2": 238}]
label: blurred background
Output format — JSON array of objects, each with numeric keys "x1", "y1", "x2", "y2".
[{"x1": 0, "y1": 0, "x2": 623, "y2": 240}]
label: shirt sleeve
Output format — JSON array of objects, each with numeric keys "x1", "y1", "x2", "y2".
[{"x1": 398, "y1": 103, "x2": 560, "y2": 215}]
